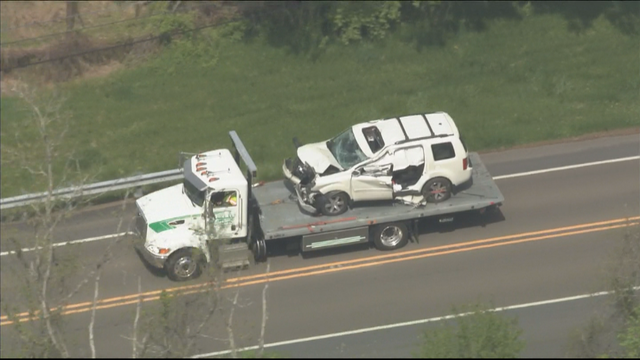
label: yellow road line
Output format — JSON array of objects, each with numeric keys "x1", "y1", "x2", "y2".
[{"x1": 2, "y1": 217, "x2": 637, "y2": 326}]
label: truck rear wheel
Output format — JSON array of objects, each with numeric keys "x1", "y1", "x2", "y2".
[
  {"x1": 372, "y1": 222, "x2": 409, "y2": 251},
  {"x1": 251, "y1": 238, "x2": 267, "y2": 262},
  {"x1": 165, "y1": 248, "x2": 203, "y2": 281}
]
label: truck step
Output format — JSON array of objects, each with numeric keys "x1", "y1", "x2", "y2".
[{"x1": 217, "y1": 243, "x2": 251, "y2": 270}]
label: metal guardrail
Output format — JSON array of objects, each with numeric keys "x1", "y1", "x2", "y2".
[{"x1": 0, "y1": 169, "x2": 183, "y2": 210}]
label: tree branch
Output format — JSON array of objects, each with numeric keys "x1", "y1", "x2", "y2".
[
  {"x1": 89, "y1": 271, "x2": 101, "y2": 358},
  {"x1": 226, "y1": 288, "x2": 241, "y2": 359},
  {"x1": 132, "y1": 276, "x2": 142, "y2": 359},
  {"x1": 258, "y1": 260, "x2": 271, "y2": 358}
]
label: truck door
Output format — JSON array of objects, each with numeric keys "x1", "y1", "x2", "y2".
[
  {"x1": 206, "y1": 190, "x2": 241, "y2": 239},
  {"x1": 350, "y1": 160, "x2": 393, "y2": 202}
]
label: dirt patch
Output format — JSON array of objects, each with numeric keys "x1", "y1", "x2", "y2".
[
  {"x1": 0, "y1": 1, "x2": 238, "y2": 91},
  {"x1": 1, "y1": 2, "x2": 129, "y2": 42},
  {"x1": 0, "y1": 31, "x2": 155, "y2": 91}
]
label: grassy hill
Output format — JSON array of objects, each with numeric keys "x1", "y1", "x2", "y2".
[{"x1": 1, "y1": 11, "x2": 638, "y2": 198}]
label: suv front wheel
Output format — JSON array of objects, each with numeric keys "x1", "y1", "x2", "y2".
[
  {"x1": 316, "y1": 191, "x2": 350, "y2": 216},
  {"x1": 422, "y1": 177, "x2": 452, "y2": 203}
]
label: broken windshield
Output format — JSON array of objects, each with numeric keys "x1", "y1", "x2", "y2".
[{"x1": 326, "y1": 128, "x2": 368, "y2": 169}]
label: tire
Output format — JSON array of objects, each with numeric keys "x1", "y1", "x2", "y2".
[
  {"x1": 165, "y1": 248, "x2": 203, "y2": 281},
  {"x1": 422, "y1": 177, "x2": 452, "y2": 203},
  {"x1": 372, "y1": 222, "x2": 409, "y2": 251},
  {"x1": 316, "y1": 191, "x2": 350, "y2": 216},
  {"x1": 251, "y1": 238, "x2": 267, "y2": 263}
]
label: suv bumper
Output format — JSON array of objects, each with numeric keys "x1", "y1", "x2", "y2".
[
  {"x1": 293, "y1": 185, "x2": 320, "y2": 214},
  {"x1": 282, "y1": 158, "x2": 302, "y2": 185}
]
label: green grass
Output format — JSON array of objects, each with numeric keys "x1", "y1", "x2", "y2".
[{"x1": 1, "y1": 13, "x2": 638, "y2": 198}]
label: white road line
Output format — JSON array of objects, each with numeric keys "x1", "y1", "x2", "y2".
[
  {"x1": 0, "y1": 232, "x2": 133, "y2": 256},
  {"x1": 493, "y1": 155, "x2": 640, "y2": 180},
  {"x1": 192, "y1": 286, "x2": 640, "y2": 358},
  {"x1": 3, "y1": 155, "x2": 639, "y2": 256}
]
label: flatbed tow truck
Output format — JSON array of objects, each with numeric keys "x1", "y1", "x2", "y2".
[{"x1": 134, "y1": 131, "x2": 504, "y2": 281}]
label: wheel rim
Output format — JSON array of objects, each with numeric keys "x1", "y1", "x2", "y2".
[
  {"x1": 324, "y1": 195, "x2": 345, "y2": 214},
  {"x1": 174, "y1": 256, "x2": 196, "y2": 279},
  {"x1": 429, "y1": 181, "x2": 448, "y2": 201},
  {"x1": 380, "y1": 225, "x2": 403, "y2": 247}
]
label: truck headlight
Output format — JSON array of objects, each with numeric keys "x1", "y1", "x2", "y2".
[{"x1": 145, "y1": 243, "x2": 170, "y2": 255}]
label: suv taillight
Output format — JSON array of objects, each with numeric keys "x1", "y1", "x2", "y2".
[{"x1": 463, "y1": 157, "x2": 468, "y2": 170}]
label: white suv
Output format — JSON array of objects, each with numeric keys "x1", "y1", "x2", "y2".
[{"x1": 283, "y1": 112, "x2": 472, "y2": 216}]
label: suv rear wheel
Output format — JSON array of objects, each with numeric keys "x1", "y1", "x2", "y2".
[{"x1": 422, "y1": 177, "x2": 452, "y2": 203}]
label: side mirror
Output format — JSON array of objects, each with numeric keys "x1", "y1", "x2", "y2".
[{"x1": 352, "y1": 168, "x2": 363, "y2": 176}]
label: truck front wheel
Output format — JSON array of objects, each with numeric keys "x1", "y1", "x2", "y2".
[
  {"x1": 165, "y1": 248, "x2": 203, "y2": 281},
  {"x1": 372, "y1": 222, "x2": 409, "y2": 251}
]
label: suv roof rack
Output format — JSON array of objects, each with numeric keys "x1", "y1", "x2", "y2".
[{"x1": 394, "y1": 133, "x2": 450, "y2": 145}]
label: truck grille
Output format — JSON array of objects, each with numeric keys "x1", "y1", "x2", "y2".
[{"x1": 135, "y1": 213, "x2": 147, "y2": 240}]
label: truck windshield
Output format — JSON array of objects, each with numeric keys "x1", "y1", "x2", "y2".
[
  {"x1": 326, "y1": 128, "x2": 369, "y2": 169},
  {"x1": 183, "y1": 179, "x2": 205, "y2": 207}
]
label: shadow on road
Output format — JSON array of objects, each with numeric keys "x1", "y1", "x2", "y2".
[{"x1": 134, "y1": 247, "x2": 167, "y2": 279}]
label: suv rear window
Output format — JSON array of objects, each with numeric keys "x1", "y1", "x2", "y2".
[
  {"x1": 362, "y1": 126, "x2": 385, "y2": 153},
  {"x1": 432, "y1": 142, "x2": 455, "y2": 161}
]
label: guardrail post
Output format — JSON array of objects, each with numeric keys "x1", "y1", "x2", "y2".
[{"x1": 133, "y1": 171, "x2": 144, "y2": 198}]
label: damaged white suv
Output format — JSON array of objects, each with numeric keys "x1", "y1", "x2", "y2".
[{"x1": 282, "y1": 111, "x2": 472, "y2": 216}]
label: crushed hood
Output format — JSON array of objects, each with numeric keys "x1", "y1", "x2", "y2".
[
  {"x1": 297, "y1": 141, "x2": 342, "y2": 173},
  {"x1": 136, "y1": 183, "x2": 202, "y2": 224}
]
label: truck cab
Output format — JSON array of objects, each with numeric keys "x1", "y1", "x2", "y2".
[{"x1": 135, "y1": 146, "x2": 252, "y2": 281}]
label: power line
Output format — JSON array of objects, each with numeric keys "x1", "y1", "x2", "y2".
[
  {"x1": 1, "y1": 3, "x2": 296, "y2": 73},
  {"x1": 1, "y1": 8, "x2": 174, "y2": 47}
]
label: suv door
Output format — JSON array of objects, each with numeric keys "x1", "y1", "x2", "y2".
[{"x1": 350, "y1": 159, "x2": 393, "y2": 202}]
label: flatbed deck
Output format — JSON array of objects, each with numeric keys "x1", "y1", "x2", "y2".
[{"x1": 252, "y1": 152, "x2": 504, "y2": 241}]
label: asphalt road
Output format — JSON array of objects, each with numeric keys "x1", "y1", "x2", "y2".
[
  {"x1": 1, "y1": 133, "x2": 639, "y2": 358},
  {"x1": 220, "y1": 292, "x2": 619, "y2": 358}
]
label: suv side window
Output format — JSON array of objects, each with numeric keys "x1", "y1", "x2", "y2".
[
  {"x1": 362, "y1": 126, "x2": 385, "y2": 153},
  {"x1": 431, "y1": 142, "x2": 456, "y2": 161}
]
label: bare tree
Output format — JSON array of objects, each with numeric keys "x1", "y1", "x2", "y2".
[
  {"x1": 127, "y1": 253, "x2": 274, "y2": 358},
  {"x1": 0, "y1": 81, "x2": 132, "y2": 358},
  {"x1": 1, "y1": 82, "x2": 273, "y2": 358},
  {"x1": 131, "y1": 269, "x2": 222, "y2": 358},
  {"x1": 567, "y1": 224, "x2": 640, "y2": 357}
]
